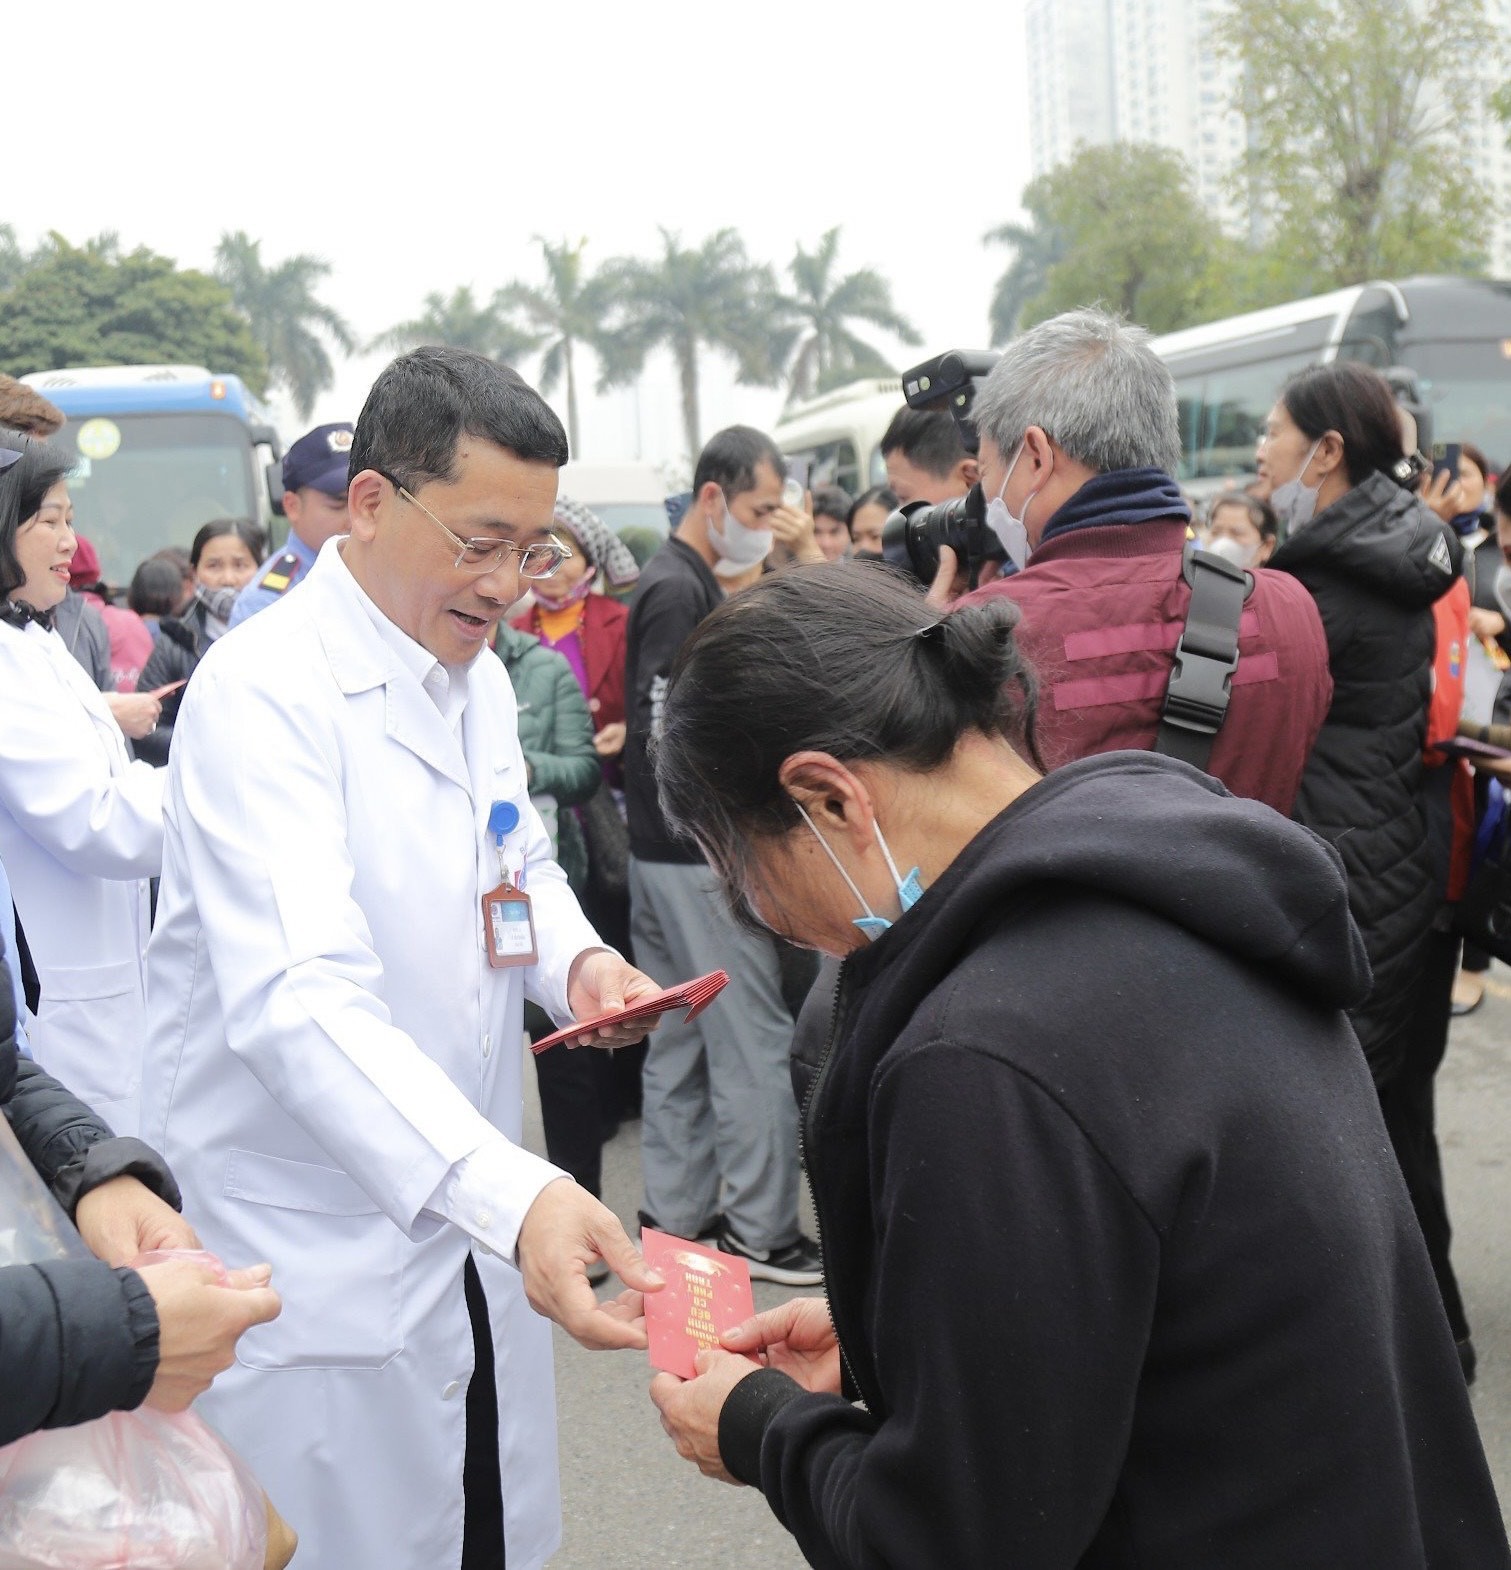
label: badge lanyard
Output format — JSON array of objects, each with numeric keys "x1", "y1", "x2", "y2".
[{"x1": 481, "y1": 800, "x2": 538, "y2": 969}]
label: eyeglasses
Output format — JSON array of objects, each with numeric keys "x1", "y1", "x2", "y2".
[{"x1": 385, "y1": 477, "x2": 571, "y2": 579}]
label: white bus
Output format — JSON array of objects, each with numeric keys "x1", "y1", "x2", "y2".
[
  {"x1": 772, "y1": 377, "x2": 902, "y2": 496},
  {"x1": 1150, "y1": 275, "x2": 1511, "y2": 488}
]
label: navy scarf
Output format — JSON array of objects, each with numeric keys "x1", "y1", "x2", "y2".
[{"x1": 1040, "y1": 468, "x2": 1191, "y2": 545}]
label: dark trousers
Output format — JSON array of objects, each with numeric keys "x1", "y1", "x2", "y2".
[
  {"x1": 527, "y1": 1003, "x2": 605, "y2": 1198},
  {"x1": 462, "y1": 1255, "x2": 505, "y2": 1568},
  {"x1": 1377, "y1": 928, "x2": 1471, "y2": 1343}
]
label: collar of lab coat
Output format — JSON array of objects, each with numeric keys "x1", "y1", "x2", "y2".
[{"x1": 305, "y1": 541, "x2": 474, "y2": 793}]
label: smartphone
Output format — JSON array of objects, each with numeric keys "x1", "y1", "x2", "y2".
[
  {"x1": 785, "y1": 456, "x2": 812, "y2": 493},
  {"x1": 1433, "y1": 441, "x2": 1463, "y2": 484}
]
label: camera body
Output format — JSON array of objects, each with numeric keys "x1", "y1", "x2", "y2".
[{"x1": 882, "y1": 349, "x2": 1005, "y2": 585}]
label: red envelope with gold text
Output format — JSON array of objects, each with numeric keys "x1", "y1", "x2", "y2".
[{"x1": 641, "y1": 1228, "x2": 755, "y2": 1380}]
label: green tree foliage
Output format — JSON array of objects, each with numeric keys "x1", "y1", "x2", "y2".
[
  {"x1": 214, "y1": 233, "x2": 355, "y2": 422},
  {"x1": 989, "y1": 144, "x2": 1236, "y2": 337},
  {"x1": 985, "y1": 215, "x2": 1067, "y2": 345},
  {"x1": 599, "y1": 229, "x2": 784, "y2": 460},
  {"x1": 1217, "y1": 0, "x2": 1487, "y2": 289},
  {"x1": 0, "y1": 235, "x2": 266, "y2": 389},
  {"x1": 372, "y1": 285, "x2": 539, "y2": 367},
  {"x1": 775, "y1": 228, "x2": 920, "y2": 404},
  {"x1": 496, "y1": 238, "x2": 615, "y2": 457}
]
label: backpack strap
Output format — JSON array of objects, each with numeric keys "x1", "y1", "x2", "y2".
[{"x1": 1154, "y1": 544, "x2": 1254, "y2": 771}]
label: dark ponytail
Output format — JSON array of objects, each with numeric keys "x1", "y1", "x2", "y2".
[{"x1": 653, "y1": 560, "x2": 1039, "y2": 908}]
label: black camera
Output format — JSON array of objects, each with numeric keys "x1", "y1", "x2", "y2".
[
  {"x1": 901, "y1": 349, "x2": 1001, "y2": 455},
  {"x1": 882, "y1": 484, "x2": 1005, "y2": 584},
  {"x1": 882, "y1": 349, "x2": 1005, "y2": 585}
]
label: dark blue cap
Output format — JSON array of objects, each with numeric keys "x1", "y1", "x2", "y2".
[{"x1": 282, "y1": 423, "x2": 355, "y2": 496}]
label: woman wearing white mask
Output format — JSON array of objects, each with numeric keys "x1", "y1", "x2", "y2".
[
  {"x1": 1263, "y1": 364, "x2": 1458, "y2": 1098},
  {"x1": 1202, "y1": 492, "x2": 1278, "y2": 568},
  {"x1": 0, "y1": 430, "x2": 164, "y2": 1134}
]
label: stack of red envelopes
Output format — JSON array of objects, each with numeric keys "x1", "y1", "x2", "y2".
[{"x1": 529, "y1": 971, "x2": 729, "y2": 1054}]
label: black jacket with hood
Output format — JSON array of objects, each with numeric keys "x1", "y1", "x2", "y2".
[
  {"x1": 133, "y1": 599, "x2": 216, "y2": 767},
  {"x1": 0, "y1": 950, "x2": 180, "y2": 1445},
  {"x1": 724, "y1": 752, "x2": 1507, "y2": 1570},
  {"x1": 1269, "y1": 471, "x2": 1460, "y2": 1081}
]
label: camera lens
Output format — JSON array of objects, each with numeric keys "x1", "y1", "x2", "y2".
[{"x1": 880, "y1": 484, "x2": 1002, "y2": 585}]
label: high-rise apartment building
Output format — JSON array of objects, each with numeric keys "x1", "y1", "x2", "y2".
[{"x1": 1024, "y1": 0, "x2": 1511, "y2": 272}]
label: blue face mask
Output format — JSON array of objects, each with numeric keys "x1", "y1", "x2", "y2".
[{"x1": 794, "y1": 801, "x2": 923, "y2": 941}]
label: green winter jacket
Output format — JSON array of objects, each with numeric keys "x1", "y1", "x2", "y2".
[{"x1": 492, "y1": 622, "x2": 600, "y2": 891}]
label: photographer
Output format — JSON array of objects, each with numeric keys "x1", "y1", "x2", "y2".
[
  {"x1": 955, "y1": 309, "x2": 1332, "y2": 815},
  {"x1": 881, "y1": 406, "x2": 977, "y2": 505}
]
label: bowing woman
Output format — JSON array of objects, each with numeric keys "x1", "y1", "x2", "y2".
[
  {"x1": 646, "y1": 562, "x2": 1508, "y2": 1568},
  {"x1": 0, "y1": 431, "x2": 163, "y2": 1134}
]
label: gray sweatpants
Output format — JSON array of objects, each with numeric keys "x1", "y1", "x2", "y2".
[{"x1": 629, "y1": 857, "x2": 801, "y2": 1251}]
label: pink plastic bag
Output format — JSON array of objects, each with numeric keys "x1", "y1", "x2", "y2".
[
  {"x1": 0, "y1": 1108, "x2": 270, "y2": 1568},
  {"x1": 0, "y1": 1405, "x2": 268, "y2": 1569}
]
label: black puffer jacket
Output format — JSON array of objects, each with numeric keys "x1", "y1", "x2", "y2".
[
  {"x1": 133, "y1": 601, "x2": 213, "y2": 767},
  {"x1": 1270, "y1": 471, "x2": 1460, "y2": 1083},
  {"x1": 0, "y1": 950, "x2": 181, "y2": 1444}
]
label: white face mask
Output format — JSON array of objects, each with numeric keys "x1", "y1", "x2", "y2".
[
  {"x1": 1205, "y1": 534, "x2": 1261, "y2": 570},
  {"x1": 984, "y1": 443, "x2": 1038, "y2": 569},
  {"x1": 794, "y1": 800, "x2": 923, "y2": 942},
  {"x1": 1270, "y1": 439, "x2": 1324, "y2": 534},
  {"x1": 708, "y1": 490, "x2": 773, "y2": 577}
]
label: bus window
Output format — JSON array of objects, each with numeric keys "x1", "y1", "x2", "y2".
[
  {"x1": 62, "y1": 412, "x2": 259, "y2": 582},
  {"x1": 1407, "y1": 341, "x2": 1511, "y2": 465},
  {"x1": 785, "y1": 437, "x2": 861, "y2": 493},
  {"x1": 1174, "y1": 378, "x2": 1204, "y2": 479},
  {"x1": 1174, "y1": 351, "x2": 1328, "y2": 479}
]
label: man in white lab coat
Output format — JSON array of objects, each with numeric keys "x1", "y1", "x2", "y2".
[{"x1": 141, "y1": 348, "x2": 667, "y2": 1570}]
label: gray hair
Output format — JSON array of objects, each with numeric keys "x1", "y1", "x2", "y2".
[{"x1": 972, "y1": 308, "x2": 1182, "y2": 476}]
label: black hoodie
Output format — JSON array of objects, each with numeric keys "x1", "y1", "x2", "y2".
[
  {"x1": 1270, "y1": 471, "x2": 1460, "y2": 1082},
  {"x1": 722, "y1": 752, "x2": 1508, "y2": 1570}
]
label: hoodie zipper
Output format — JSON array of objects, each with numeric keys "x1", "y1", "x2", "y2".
[{"x1": 798, "y1": 958, "x2": 865, "y2": 1405}]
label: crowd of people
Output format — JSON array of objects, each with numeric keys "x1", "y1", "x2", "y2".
[{"x1": 0, "y1": 311, "x2": 1509, "y2": 1568}]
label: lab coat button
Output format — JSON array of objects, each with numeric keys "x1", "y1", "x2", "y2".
[
  {"x1": 482, "y1": 1033, "x2": 493, "y2": 1058},
  {"x1": 475, "y1": 1208, "x2": 494, "y2": 1229},
  {"x1": 442, "y1": 1381, "x2": 461, "y2": 1401}
]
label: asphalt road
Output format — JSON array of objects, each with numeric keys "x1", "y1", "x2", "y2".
[{"x1": 525, "y1": 972, "x2": 1511, "y2": 1567}]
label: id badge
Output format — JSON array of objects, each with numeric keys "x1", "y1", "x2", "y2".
[{"x1": 483, "y1": 882, "x2": 538, "y2": 969}]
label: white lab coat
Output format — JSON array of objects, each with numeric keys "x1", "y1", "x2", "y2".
[
  {"x1": 140, "y1": 543, "x2": 604, "y2": 1570},
  {"x1": 0, "y1": 619, "x2": 162, "y2": 1131}
]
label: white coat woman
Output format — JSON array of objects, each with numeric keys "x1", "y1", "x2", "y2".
[{"x1": 0, "y1": 431, "x2": 163, "y2": 1133}]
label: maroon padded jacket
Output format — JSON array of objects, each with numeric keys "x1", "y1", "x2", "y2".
[{"x1": 959, "y1": 519, "x2": 1332, "y2": 814}]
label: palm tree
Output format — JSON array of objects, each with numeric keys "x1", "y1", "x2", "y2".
[
  {"x1": 495, "y1": 238, "x2": 615, "y2": 456},
  {"x1": 984, "y1": 218, "x2": 1067, "y2": 346},
  {"x1": 777, "y1": 228, "x2": 920, "y2": 404},
  {"x1": 599, "y1": 229, "x2": 784, "y2": 460},
  {"x1": 371, "y1": 285, "x2": 539, "y2": 366},
  {"x1": 214, "y1": 233, "x2": 355, "y2": 420}
]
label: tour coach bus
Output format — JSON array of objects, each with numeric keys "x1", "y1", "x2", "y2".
[
  {"x1": 1150, "y1": 275, "x2": 1511, "y2": 490},
  {"x1": 20, "y1": 364, "x2": 284, "y2": 584}
]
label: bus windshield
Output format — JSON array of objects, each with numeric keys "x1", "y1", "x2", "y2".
[
  {"x1": 1406, "y1": 341, "x2": 1511, "y2": 465},
  {"x1": 59, "y1": 412, "x2": 259, "y2": 584}
]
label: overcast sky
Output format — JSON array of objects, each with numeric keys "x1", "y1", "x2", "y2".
[{"x1": 9, "y1": 0, "x2": 1032, "y2": 470}]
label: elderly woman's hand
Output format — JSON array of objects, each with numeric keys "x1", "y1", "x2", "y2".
[
  {"x1": 720, "y1": 1296, "x2": 841, "y2": 1394},
  {"x1": 650, "y1": 1347, "x2": 764, "y2": 1485}
]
